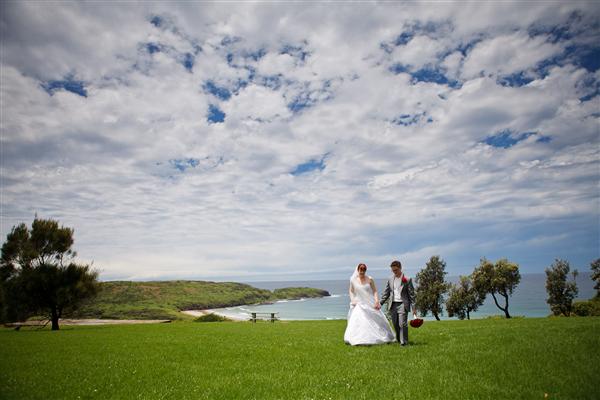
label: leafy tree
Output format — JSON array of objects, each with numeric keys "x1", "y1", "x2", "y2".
[
  {"x1": 415, "y1": 255, "x2": 451, "y2": 320},
  {"x1": 545, "y1": 259, "x2": 578, "y2": 316},
  {"x1": 1, "y1": 218, "x2": 99, "y2": 330},
  {"x1": 472, "y1": 258, "x2": 521, "y2": 318},
  {"x1": 446, "y1": 275, "x2": 484, "y2": 320},
  {"x1": 591, "y1": 258, "x2": 600, "y2": 297}
]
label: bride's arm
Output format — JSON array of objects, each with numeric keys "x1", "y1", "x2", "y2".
[
  {"x1": 349, "y1": 282, "x2": 357, "y2": 305},
  {"x1": 370, "y1": 278, "x2": 381, "y2": 310}
]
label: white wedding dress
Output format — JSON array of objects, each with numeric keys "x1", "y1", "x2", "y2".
[{"x1": 344, "y1": 276, "x2": 395, "y2": 345}]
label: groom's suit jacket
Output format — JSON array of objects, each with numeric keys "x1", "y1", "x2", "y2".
[{"x1": 380, "y1": 274, "x2": 416, "y2": 313}]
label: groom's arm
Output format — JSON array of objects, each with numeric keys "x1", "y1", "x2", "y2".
[
  {"x1": 380, "y1": 279, "x2": 391, "y2": 305},
  {"x1": 408, "y1": 278, "x2": 416, "y2": 315}
]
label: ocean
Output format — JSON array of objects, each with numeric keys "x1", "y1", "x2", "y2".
[{"x1": 210, "y1": 273, "x2": 596, "y2": 321}]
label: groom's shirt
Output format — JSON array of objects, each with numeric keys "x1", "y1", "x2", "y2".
[{"x1": 392, "y1": 276, "x2": 402, "y2": 302}]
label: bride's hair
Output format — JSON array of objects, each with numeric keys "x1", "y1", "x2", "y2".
[{"x1": 350, "y1": 263, "x2": 368, "y2": 281}]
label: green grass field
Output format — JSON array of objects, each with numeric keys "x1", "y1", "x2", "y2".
[{"x1": 1, "y1": 317, "x2": 598, "y2": 399}]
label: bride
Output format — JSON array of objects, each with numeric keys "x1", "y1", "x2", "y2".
[{"x1": 344, "y1": 263, "x2": 395, "y2": 345}]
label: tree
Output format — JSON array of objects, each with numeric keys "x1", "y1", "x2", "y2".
[
  {"x1": 415, "y1": 255, "x2": 451, "y2": 320},
  {"x1": 1, "y1": 218, "x2": 99, "y2": 330},
  {"x1": 472, "y1": 258, "x2": 521, "y2": 318},
  {"x1": 446, "y1": 275, "x2": 484, "y2": 320},
  {"x1": 591, "y1": 258, "x2": 600, "y2": 297},
  {"x1": 545, "y1": 259, "x2": 578, "y2": 316}
]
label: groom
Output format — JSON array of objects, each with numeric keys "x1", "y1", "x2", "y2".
[{"x1": 380, "y1": 260, "x2": 416, "y2": 345}]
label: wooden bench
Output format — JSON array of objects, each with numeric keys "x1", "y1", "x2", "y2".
[{"x1": 249, "y1": 312, "x2": 279, "y2": 323}]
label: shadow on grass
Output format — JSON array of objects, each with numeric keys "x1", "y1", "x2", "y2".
[
  {"x1": 345, "y1": 341, "x2": 428, "y2": 347},
  {"x1": 405, "y1": 341, "x2": 427, "y2": 346}
]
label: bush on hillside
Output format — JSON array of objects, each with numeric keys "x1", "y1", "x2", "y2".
[
  {"x1": 194, "y1": 313, "x2": 231, "y2": 322},
  {"x1": 271, "y1": 287, "x2": 330, "y2": 300}
]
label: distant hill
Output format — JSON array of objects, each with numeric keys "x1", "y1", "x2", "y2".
[{"x1": 71, "y1": 281, "x2": 330, "y2": 320}]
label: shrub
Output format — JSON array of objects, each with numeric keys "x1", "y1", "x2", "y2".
[
  {"x1": 572, "y1": 298, "x2": 600, "y2": 317},
  {"x1": 194, "y1": 313, "x2": 230, "y2": 322}
]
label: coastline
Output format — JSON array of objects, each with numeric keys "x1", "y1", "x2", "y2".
[
  {"x1": 180, "y1": 292, "x2": 334, "y2": 322},
  {"x1": 183, "y1": 294, "x2": 347, "y2": 321}
]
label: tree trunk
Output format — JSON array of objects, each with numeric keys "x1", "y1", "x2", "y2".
[
  {"x1": 433, "y1": 311, "x2": 440, "y2": 321},
  {"x1": 466, "y1": 310, "x2": 470, "y2": 320},
  {"x1": 491, "y1": 292, "x2": 511, "y2": 318},
  {"x1": 502, "y1": 294, "x2": 511, "y2": 319},
  {"x1": 51, "y1": 308, "x2": 60, "y2": 331}
]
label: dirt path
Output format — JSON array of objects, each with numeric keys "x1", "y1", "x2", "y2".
[
  {"x1": 6, "y1": 319, "x2": 171, "y2": 327},
  {"x1": 60, "y1": 319, "x2": 171, "y2": 325}
]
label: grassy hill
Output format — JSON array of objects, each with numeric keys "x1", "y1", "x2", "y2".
[
  {"x1": 71, "y1": 281, "x2": 330, "y2": 320},
  {"x1": 1, "y1": 317, "x2": 598, "y2": 399}
]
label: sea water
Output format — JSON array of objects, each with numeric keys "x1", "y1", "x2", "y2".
[{"x1": 211, "y1": 273, "x2": 596, "y2": 321}]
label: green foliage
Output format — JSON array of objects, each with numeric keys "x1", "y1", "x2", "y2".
[
  {"x1": 1, "y1": 219, "x2": 75, "y2": 271},
  {"x1": 1, "y1": 318, "x2": 598, "y2": 399},
  {"x1": 446, "y1": 275, "x2": 484, "y2": 320},
  {"x1": 572, "y1": 297, "x2": 600, "y2": 317},
  {"x1": 572, "y1": 259, "x2": 600, "y2": 317},
  {"x1": 0, "y1": 268, "x2": 30, "y2": 323},
  {"x1": 194, "y1": 313, "x2": 231, "y2": 322},
  {"x1": 271, "y1": 287, "x2": 330, "y2": 300},
  {"x1": 1, "y1": 218, "x2": 99, "y2": 329},
  {"x1": 591, "y1": 258, "x2": 600, "y2": 296},
  {"x1": 415, "y1": 255, "x2": 450, "y2": 320},
  {"x1": 72, "y1": 282, "x2": 329, "y2": 320},
  {"x1": 472, "y1": 258, "x2": 521, "y2": 318},
  {"x1": 545, "y1": 259, "x2": 578, "y2": 317},
  {"x1": 24, "y1": 262, "x2": 98, "y2": 317},
  {"x1": 73, "y1": 281, "x2": 272, "y2": 320}
]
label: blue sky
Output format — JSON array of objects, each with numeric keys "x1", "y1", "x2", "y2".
[{"x1": 0, "y1": 2, "x2": 598, "y2": 281}]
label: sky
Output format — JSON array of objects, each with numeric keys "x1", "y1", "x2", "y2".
[{"x1": 1, "y1": 1, "x2": 599, "y2": 282}]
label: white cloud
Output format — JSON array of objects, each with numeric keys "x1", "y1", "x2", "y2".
[
  {"x1": 461, "y1": 31, "x2": 564, "y2": 79},
  {"x1": 1, "y1": 2, "x2": 599, "y2": 280},
  {"x1": 391, "y1": 35, "x2": 449, "y2": 69},
  {"x1": 255, "y1": 53, "x2": 297, "y2": 76},
  {"x1": 441, "y1": 51, "x2": 464, "y2": 80},
  {"x1": 223, "y1": 84, "x2": 290, "y2": 122}
]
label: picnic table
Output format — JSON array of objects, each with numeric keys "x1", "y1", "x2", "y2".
[{"x1": 249, "y1": 312, "x2": 279, "y2": 323}]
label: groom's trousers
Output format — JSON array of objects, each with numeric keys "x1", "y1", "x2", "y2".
[{"x1": 390, "y1": 302, "x2": 408, "y2": 345}]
